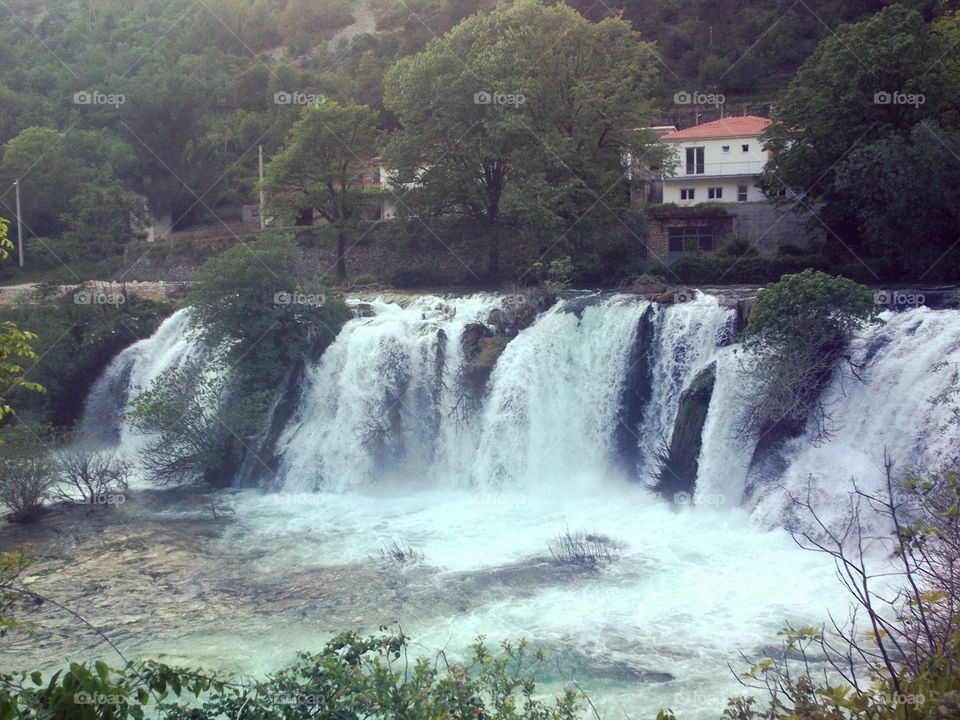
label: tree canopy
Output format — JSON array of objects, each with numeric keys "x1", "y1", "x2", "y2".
[{"x1": 384, "y1": 0, "x2": 664, "y2": 278}]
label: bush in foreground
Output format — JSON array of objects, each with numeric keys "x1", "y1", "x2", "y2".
[
  {"x1": 0, "y1": 632, "x2": 582, "y2": 720},
  {"x1": 52, "y1": 439, "x2": 131, "y2": 506}
]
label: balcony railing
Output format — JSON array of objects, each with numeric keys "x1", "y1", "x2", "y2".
[{"x1": 665, "y1": 160, "x2": 766, "y2": 178}]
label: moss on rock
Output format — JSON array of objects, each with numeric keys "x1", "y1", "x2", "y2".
[{"x1": 654, "y1": 363, "x2": 716, "y2": 502}]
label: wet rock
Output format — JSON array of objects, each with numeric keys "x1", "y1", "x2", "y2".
[
  {"x1": 654, "y1": 363, "x2": 716, "y2": 502},
  {"x1": 615, "y1": 306, "x2": 655, "y2": 481},
  {"x1": 353, "y1": 303, "x2": 376, "y2": 318}
]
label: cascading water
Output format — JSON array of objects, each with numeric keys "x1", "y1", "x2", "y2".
[
  {"x1": 278, "y1": 293, "x2": 739, "y2": 492},
  {"x1": 73, "y1": 291, "x2": 960, "y2": 720},
  {"x1": 748, "y1": 307, "x2": 960, "y2": 530},
  {"x1": 277, "y1": 295, "x2": 505, "y2": 491},
  {"x1": 80, "y1": 308, "x2": 206, "y2": 454},
  {"x1": 631, "y1": 295, "x2": 732, "y2": 484},
  {"x1": 84, "y1": 294, "x2": 960, "y2": 517}
]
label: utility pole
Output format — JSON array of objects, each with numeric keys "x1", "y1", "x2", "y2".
[
  {"x1": 14, "y1": 179, "x2": 23, "y2": 268},
  {"x1": 258, "y1": 145, "x2": 266, "y2": 230}
]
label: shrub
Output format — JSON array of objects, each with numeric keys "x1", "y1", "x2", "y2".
[
  {"x1": 666, "y1": 253, "x2": 831, "y2": 284},
  {"x1": 548, "y1": 530, "x2": 619, "y2": 567},
  {"x1": 737, "y1": 269, "x2": 880, "y2": 441},
  {"x1": 0, "y1": 632, "x2": 583, "y2": 720},
  {"x1": 128, "y1": 357, "x2": 267, "y2": 487},
  {"x1": 53, "y1": 438, "x2": 131, "y2": 506},
  {"x1": 714, "y1": 465, "x2": 960, "y2": 720},
  {"x1": 717, "y1": 233, "x2": 759, "y2": 258},
  {"x1": 383, "y1": 259, "x2": 445, "y2": 288},
  {"x1": 0, "y1": 425, "x2": 58, "y2": 522},
  {"x1": 378, "y1": 538, "x2": 423, "y2": 564}
]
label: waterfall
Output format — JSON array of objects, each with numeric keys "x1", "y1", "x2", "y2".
[
  {"x1": 632, "y1": 294, "x2": 731, "y2": 484},
  {"x1": 277, "y1": 295, "x2": 504, "y2": 491},
  {"x1": 82, "y1": 294, "x2": 960, "y2": 528},
  {"x1": 80, "y1": 308, "x2": 204, "y2": 451},
  {"x1": 748, "y1": 307, "x2": 960, "y2": 529},
  {"x1": 469, "y1": 295, "x2": 649, "y2": 489}
]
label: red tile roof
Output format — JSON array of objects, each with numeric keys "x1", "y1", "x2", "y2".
[{"x1": 661, "y1": 116, "x2": 771, "y2": 141}]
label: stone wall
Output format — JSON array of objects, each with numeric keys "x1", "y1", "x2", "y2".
[
  {"x1": 647, "y1": 210, "x2": 733, "y2": 263},
  {"x1": 726, "y1": 202, "x2": 825, "y2": 253}
]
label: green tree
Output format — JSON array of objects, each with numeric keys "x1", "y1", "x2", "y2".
[
  {"x1": 0, "y1": 127, "x2": 141, "y2": 242},
  {"x1": 834, "y1": 122, "x2": 960, "y2": 278},
  {"x1": 128, "y1": 357, "x2": 261, "y2": 487},
  {"x1": 760, "y1": 5, "x2": 940, "y2": 256},
  {"x1": 261, "y1": 100, "x2": 380, "y2": 282},
  {"x1": 0, "y1": 217, "x2": 41, "y2": 421},
  {"x1": 383, "y1": 0, "x2": 663, "y2": 280},
  {"x1": 187, "y1": 235, "x2": 350, "y2": 389},
  {"x1": 738, "y1": 269, "x2": 880, "y2": 441}
]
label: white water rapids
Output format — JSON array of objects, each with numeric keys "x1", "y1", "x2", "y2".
[{"x1": 75, "y1": 292, "x2": 960, "y2": 718}]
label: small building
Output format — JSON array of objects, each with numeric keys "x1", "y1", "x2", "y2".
[
  {"x1": 660, "y1": 116, "x2": 771, "y2": 206},
  {"x1": 241, "y1": 204, "x2": 261, "y2": 226}
]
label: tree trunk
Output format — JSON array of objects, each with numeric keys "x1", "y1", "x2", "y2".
[
  {"x1": 295, "y1": 207, "x2": 313, "y2": 226},
  {"x1": 485, "y1": 217, "x2": 501, "y2": 283},
  {"x1": 336, "y1": 230, "x2": 347, "y2": 283}
]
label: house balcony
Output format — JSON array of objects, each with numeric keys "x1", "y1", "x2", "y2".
[{"x1": 664, "y1": 160, "x2": 766, "y2": 180}]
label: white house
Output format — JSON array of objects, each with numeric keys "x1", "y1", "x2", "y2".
[{"x1": 660, "y1": 116, "x2": 771, "y2": 206}]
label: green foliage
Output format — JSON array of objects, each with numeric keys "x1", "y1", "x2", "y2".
[
  {"x1": 543, "y1": 256, "x2": 574, "y2": 296},
  {"x1": 720, "y1": 467, "x2": 960, "y2": 720},
  {"x1": 128, "y1": 356, "x2": 264, "y2": 487},
  {"x1": 261, "y1": 99, "x2": 380, "y2": 281},
  {"x1": 0, "y1": 127, "x2": 141, "y2": 241},
  {"x1": 717, "y1": 234, "x2": 759, "y2": 258},
  {"x1": 0, "y1": 631, "x2": 584, "y2": 720},
  {"x1": 761, "y1": 4, "x2": 960, "y2": 273},
  {"x1": 186, "y1": 235, "x2": 350, "y2": 391},
  {"x1": 738, "y1": 269, "x2": 880, "y2": 439},
  {"x1": 833, "y1": 121, "x2": 960, "y2": 278},
  {"x1": 0, "y1": 424, "x2": 58, "y2": 523},
  {"x1": 659, "y1": 253, "x2": 835, "y2": 285},
  {"x1": 742, "y1": 269, "x2": 880, "y2": 352},
  {"x1": 762, "y1": 5, "x2": 938, "y2": 200},
  {"x1": 0, "y1": 288, "x2": 169, "y2": 427},
  {"x1": 384, "y1": 0, "x2": 664, "y2": 279},
  {"x1": 0, "y1": 217, "x2": 42, "y2": 420}
]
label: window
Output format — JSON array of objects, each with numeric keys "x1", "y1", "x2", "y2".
[
  {"x1": 680, "y1": 188, "x2": 695, "y2": 200},
  {"x1": 737, "y1": 185, "x2": 748, "y2": 202},
  {"x1": 668, "y1": 226, "x2": 717, "y2": 256},
  {"x1": 741, "y1": 144, "x2": 750, "y2": 152},
  {"x1": 685, "y1": 147, "x2": 705, "y2": 175},
  {"x1": 721, "y1": 145, "x2": 730, "y2": 153},
  {"x1": 708, "y1": 187, "x2": 723, "y2": 200}
]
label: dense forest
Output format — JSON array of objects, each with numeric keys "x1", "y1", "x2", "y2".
[{"x1": 0, "y1": 0, "x2": 957, "y2": 285}]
